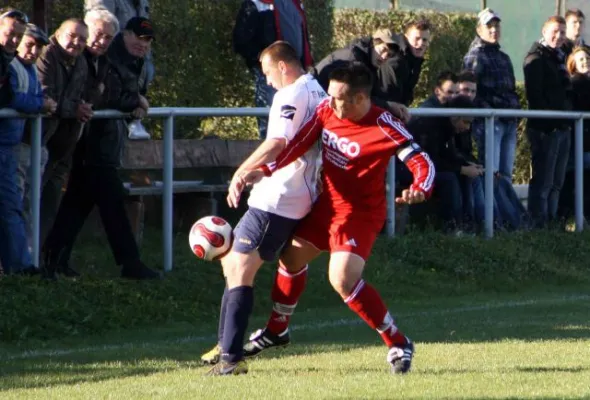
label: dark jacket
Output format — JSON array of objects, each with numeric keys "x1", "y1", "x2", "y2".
[
  {"x1": 418, "y1": 94, "x2": 442, "y2": 108},
  {"x1": 562, "y1": 37, "x2": 588, "y2": 59},
  {"x1": 0, "y1": 48, "x2": 14, "y2": 108},
  {"x1": 79, "y1": 34, "x2": 141, "y2": 168},
  {"x1": 34, "y1": 36, "x2": 88, "y2": 159},
  {"x1": 570, "y1": 73, "x2": 590, "y2": 153},
  {"x1": 463, "y1": 36, "x2": 520, "y2": 112},
  {"x1": 408, "y1": 115, "x2": 463, "y2": 174},
  {"x1": 523, "y1": 41, "x2": 572, "y2": 132},
  {"x1": 402, "y1": 37, "x2": 424, "y2": 106},
  {"x1": 233, "y1": 0, "x2": 313, "y2": 70}
]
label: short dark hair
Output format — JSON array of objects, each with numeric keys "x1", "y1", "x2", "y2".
[
  {"x1": 328, "y1": 63, "x2": 373, "y2": 96},
  {"x1": 259, "y1": 40, "x2": 300, "y2": 65},
  {"x1": 0, "y1": 8, "x2": 28, "y2": 24},
  {"x1": 565, "y1": 8, "x2": 585, "y2": 20},
  {"x1": 445, "y1": 95, "x2": 475, "y2": 109},
  {"x1": 435, "y1": 70, "x2": 458, "y2": 88},
  {"x1": 458, "y1": 70, "x2": 476, "y2": 84},
  {"x1": 405, "y1": 19, "x2": 431, "y2": 34}
]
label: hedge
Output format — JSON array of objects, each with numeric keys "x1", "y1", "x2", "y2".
[{"x1": 7, "y1": 2, "x2": 534, "y2": 182}]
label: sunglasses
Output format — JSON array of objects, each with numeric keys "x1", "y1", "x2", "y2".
[{"x1": 0, "y1": 10, "x2": 29, "y2": 24}]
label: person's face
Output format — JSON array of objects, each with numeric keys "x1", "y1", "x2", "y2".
[
  {"x1": 542, "y1": 21, "x2": 566, "y2": 49},
  {"x1": 56, "y1": 22, "x2": 88, "y2": 57},
  {"x1": 574, "y1": 50, "x2": 590, "y2": 74},
  {"x1": 0, "y1": 17, "x2": 26, "y2": 53},
  {"x1": 373, "y1": 42, "x2": 394, "y2": 61},
  {"x1": 87, "y1": 19, "x2": 115, "y2": 56},
  {"x1": 477, "y1": 19, "x2": 501, "y2": 44},
  {"x1": 459, "y1": 81, "x2": 477, "y2": 101},
  {"x1": 450, "y1": 116, "x2": 473, "y2": 134},
  {"x1": 260, "y1": 54, "x2": 286, "y2": 90},
  {"x1": 435, "y1": 80, "x2": 459, "y2": 104},
  {"x1": 328, "y1": 81, "x2": 364, "y2": 120},
  {"x1": 405, "y1": 28, "x2": 430, "y2": 58},
  {"x1": 566, "y1": 15, "x2": 585, "y2": 40},
  {"x1": 16, "y1": 35, "x2": 44, "y2": 65},
  {"x1": 123, "y1": 31, "x2": 152, "y2": 58}
]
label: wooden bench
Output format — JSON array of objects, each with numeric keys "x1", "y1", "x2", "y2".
[{"x1": 119, "y1": 138, "x2": 261, "y2": 240}]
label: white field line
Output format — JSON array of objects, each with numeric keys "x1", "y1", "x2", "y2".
[{"x1": 3, "y1": 294, "x2": 589, "y2": 362}]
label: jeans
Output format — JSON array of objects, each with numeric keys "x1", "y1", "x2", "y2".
[
  {"x1": 434, "y1": 171, "x2": 463, "y2": 232},
  {"x1": 0, "y1": 145, "x2": 32, "y2": 272},
  {"x1": 527, "y1": 127, "x2": 571, "y2": 227},
  {"x1": 494, "y1": 175, "x2": 527, "y2": 231},
  {"x1": 252, "y1": 67, "x2": 277, "y2": 139},
  {"x1": 473, "y1": 118, "x2": 518, "y2": 182}
]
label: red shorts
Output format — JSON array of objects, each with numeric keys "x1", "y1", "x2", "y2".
[{"x1": 294, "y1": 205, "x2": 380, "y2": 261}]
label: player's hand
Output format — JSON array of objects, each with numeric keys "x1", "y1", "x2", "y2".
[
  {"x1": 226, "y1": 169, "x2": 265, "y2": 208},
  {"x1": 395, "y1": 188, "x2": 425, "y2": 204},
  {"x1": 387, "y1": 102, "x2": 410, "y2": 123}
]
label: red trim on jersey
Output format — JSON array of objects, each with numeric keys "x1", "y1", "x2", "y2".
[{"x1": 406, "y1": 151, "x2": 435, "y2": 199}]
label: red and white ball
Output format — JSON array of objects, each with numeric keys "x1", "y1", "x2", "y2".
[{"x1": 188, "y1": 216, "x2": 233, "y2": 261}]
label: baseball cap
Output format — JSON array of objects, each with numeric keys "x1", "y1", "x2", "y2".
[
  {"x1": 372, "y1": 28, "x2": 398, "y2": 44},
  {"x1": 24, "y1": 23, "x2": 49, "y2": 45},
  {"x1": 125, "y1": 17, "x2": 155, "y2": 40},
  {"x1": 478, "y1": 8, "x2": 501, "y2": 25}
]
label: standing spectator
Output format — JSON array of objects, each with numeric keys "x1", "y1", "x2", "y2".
[
  {"x1": 463, "y1": 8, "x2": 520, "y2": 183},
  {"x1": 418, "y1": 70, "x2": 458, "y2": 108},
  {"x1": 233, "y1": 0, "x2": 313, "y2": 139},
  {"x1": 43, "y1": 11, "x2": 159, "y2": 280},
  {"x1": 562, "y1": 9, "x2": 586, "y2": 58},
  {"x1": 524, "y1": 16, "x2": 572, "y2": 229},
  {"x1": 10, "y1": 24, "x2": 56, "y2": 249},
  {"x1": 37, "y1": 18, "x2": 90, "y2": 249},
  {"x1": 559, "y1": 46, "x2": 590, "y2": 220},
  {"x1": 0, "y1": 9, "x2": 36, "y2": 275},
  {"x1": 401, "y1": 19, "x2": 431, "y2": 105}
]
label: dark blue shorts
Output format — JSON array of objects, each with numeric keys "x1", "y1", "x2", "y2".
[{"x1": 232, "y1": 207, "x2": 300, "y2": 262}]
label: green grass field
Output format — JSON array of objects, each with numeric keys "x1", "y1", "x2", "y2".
[
  {"x1": 2, "y1": 229, "x2": 590, "y2": 399},
  {"x1": 1, "y1": 289, "x2": 590, "y2": 399}
]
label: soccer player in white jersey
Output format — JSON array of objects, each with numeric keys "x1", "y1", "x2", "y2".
[{"x1": 203, "y1": 41, "x2": 327, "y2": 376}]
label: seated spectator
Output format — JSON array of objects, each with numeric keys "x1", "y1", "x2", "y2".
[
  {"x1": 10, "y1": 23, "x2": 56, "y2": 249},
  {"x1": 418, "y1": 70, "x2": 458, "y2": 108},
  {"x1": 559, "y1": 46, "x2": 590, "y2": 220},
  {"x1": 0, "y1": 8, "x2": 37, "y2": 275}
]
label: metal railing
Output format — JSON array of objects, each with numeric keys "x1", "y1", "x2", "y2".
[{"x1": 1, "y1": 107, "x2": 587, "y2": 273}]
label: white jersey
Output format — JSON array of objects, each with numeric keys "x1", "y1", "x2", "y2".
[{"x1": 248, "y1": 73, "x2": 326, "y2": 219}]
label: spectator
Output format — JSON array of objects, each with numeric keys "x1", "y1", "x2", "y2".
[
  {"x1": 37, "y1": 18, "x2": 90, "y2": 249},
  {"x1": 233, "y1": 0, "x2": 313, "y2": 139},
  {"x1": 0, "y1": 8, "x2": 36, "y2": 275},
  {"x1": 524, "y1": 15, "x2": 572, "y2": 229},
  {"x1": 418, "y1": 70, "x2": 458, "y2": 108},
  {"x1": 457, "y1": 70, "x2": 477, "y2": 102},
  {"x1": 10, "y1": 24, "x2": 56, "y2": 250},
  {"x1": 44, "y1": 11, "x2": 160, "y2": 280},
  {"x1": 463, "y1": 8, "x2": 520, "y2": 183},
  {"x1": 559, "y1": 46, "x2": 590, "y2": 220},
  {"x1": 401, "y1": 19, "x2": 431, "y2": 105},
  {"x1": 562, "y1": 9, "x2": 586, "y2": 58},
  {"x1": 84, "y1": 0, "x2": 153, "y2": 84},
  {"x1": 409, "y1": 95, "x2": 484, "y2": 234}
]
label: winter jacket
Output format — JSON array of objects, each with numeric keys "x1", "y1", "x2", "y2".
[
  {"x1": 0, "y1": 58, "x2": 44, "y2": 146},
  {"x1": 402, "y1": 37, "x2": 424, "y2": 106},
  {"x1": 35, "y1": 36, "x2": 88, "y2": 160},
  {"x1": 523, "y1": 41, "x2": 572, "y2": 132},
  {"x1": 463, "y1": 36, "x2": 520, "y2": 112},
  {"x1": 79, "y1": 34, "x2": 142, "y2": 167},
  {"x1": 233, "y1": 0, "x2": 313, "y2": 70},
  {"x1": 0, "y1": 48, "x2": 14, "y2": 108},
  {"x1": 570, "y1": 73, "x2": 590, "y2": 153}
]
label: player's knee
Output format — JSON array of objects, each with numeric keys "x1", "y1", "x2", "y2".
[
  {"x1": 222, "y1": 251, "x2": 262, "y2": 281},
  {"x1": 277, "y1": 257, "x2": 305, "y2": 274},
  {"x1": 328, "y1": 274, "x2": 356, "y2": 299}
]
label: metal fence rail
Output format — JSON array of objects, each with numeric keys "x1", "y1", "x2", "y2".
[{"x1": 1, "y1": 107, "x2": 587, "y2": 273}]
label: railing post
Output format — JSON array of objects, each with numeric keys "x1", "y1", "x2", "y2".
[
  {"x1": 163, "y1": 114, "x2": 174, "y2": 272},
  {"x1": 575, "y1": 117, "x2": 584, "y2": 232},
  {"x1": 386, "y1": 156, "x2": 396, "y2": 237},
  {"x1": 30, "y1": 115, "x2": 43, "y2": 267},
  {"x1": 484, "y1": 116, "x2": 495, "y2": 238}
]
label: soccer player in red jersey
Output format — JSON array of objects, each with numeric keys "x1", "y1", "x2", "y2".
[{"x1": 229, "y1": 63, "x2": 435, "y2": 374}]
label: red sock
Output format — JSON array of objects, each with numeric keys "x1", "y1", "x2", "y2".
[
  {"x1": 266, "y1": 265, "x2": 308, "y2": 334},
  {"x1": 345, "y1": 280, "x2": 407, "y2": 347}
]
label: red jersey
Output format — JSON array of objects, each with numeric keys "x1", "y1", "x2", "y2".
[{"x1": 267, "y1": 99, "x2": 435, "y2": 225}]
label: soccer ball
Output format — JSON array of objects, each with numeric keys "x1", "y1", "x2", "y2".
[{"x1": 188, "y1": 216, "x2": 233, "y2": 261}]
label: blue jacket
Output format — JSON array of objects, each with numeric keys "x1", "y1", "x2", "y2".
[{"x1": 0, "y1": 58, "x2": 43, "y2": 146}]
